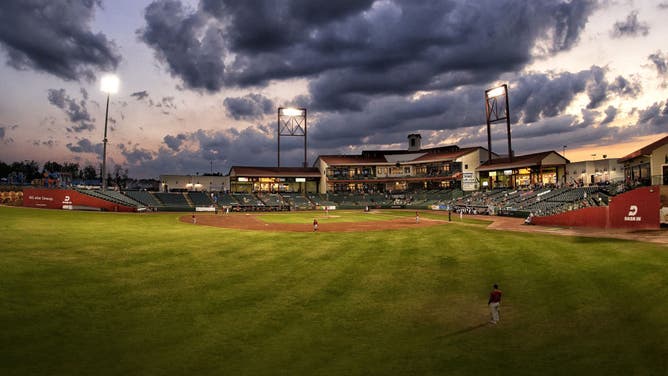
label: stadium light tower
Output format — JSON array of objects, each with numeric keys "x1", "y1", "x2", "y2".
[
  {"x1": 100, "y1": 74, "x2": 119, "y2": 191},
  {"x1": 277, "y1": 107, "x2": 308, "y2": 168},
  {"x1": 484, "y1": 84, "x2": 512, "y2": 162}
]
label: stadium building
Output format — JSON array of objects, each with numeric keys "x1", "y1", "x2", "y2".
[
  {"x1": 566, "y1": 157, "x2": 622, "y2": 187},
  {"x1": 618, "y1": 134, "x2": 668, "y2": 186},
  {"x1": 315, "y1": 134, "x2": 493, "y2": 193},
  {"x1": 477, "y1": 151, "x2": 570, "y2": 189}
]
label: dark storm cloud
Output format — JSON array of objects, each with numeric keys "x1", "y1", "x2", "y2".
[
  {"x1": 118, "y1": 144, "x2": 155, "y2": 165},
  {"x1": 139, "y1": 0, "x2": 597, "y2": 102},
  {"x1": 163, "y1": 133, "x2": 187, "y2": 151},
  {"x1": 223, "y1": 93, "x2": 274, "y2": 120},
  {"x1": 648, "y1": 51, "x2": 667, "y2": 75},
  {"x1": 601, "y1": 105, "x2": 617, "y2": 125},
  {"x1": 138, "y1": 0, "x2": 226, "y2": 92},
  {"x1": 136, "y1": 125, "x2": 296, "y2": 176},
  {"x1": 66, "y1": 138, "x2": 102, "y2": 154},
  {"x1": 609, "y1": 75, "x2": 642, "y2": 97},
  {"x1": 309, "y1": 66, "x2": 634, "y2": 150},
  {"x1": 610, "y1": 10, "x2": 649, "y2": 38},
  {"x1": 584, "y1": 68, "x2": 642, "y2": 109},
  {"x1": 0, "y1": 0, "x2": 121, "y2": 81},
  {"x1": 131, "y1": 91, "x2": 150, "y2": 101},
  {"x1": 47, "y1": 88, "x2": 95, "y2": 132},
  {"x1": 636, "y1": 100, "x2": 668, "y2": 128}
]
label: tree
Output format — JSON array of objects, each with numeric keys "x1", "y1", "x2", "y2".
[
  {"x1": 43, "y1": 161, "x2": 63, "y2": 173},
  {"x1": 11, "y1": 160, "x2": 40, "y2": 181},
  {"x1": 0, "y1": 161, "x2": 10, "y2": 178},
  {"x1": 62, "y1": 162, "x2": 80, "y2": 179},
  {"x1": 113, "y1": 165, "x2": 129, "y2": 189},
  {"x1": 82, "y1": 165, "x2": 97, "y2": 181}
]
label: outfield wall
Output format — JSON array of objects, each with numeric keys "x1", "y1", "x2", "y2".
[
  {"x1": 22, "y1": 188, "x2": 136, "y2": 212},
  {"x1": 532, "y1": 186, "x2": 661, "y2": 229}
]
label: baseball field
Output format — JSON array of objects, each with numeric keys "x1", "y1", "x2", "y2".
[{"x1": 1, "y1": 206, "x2": 667, "y2": 375}]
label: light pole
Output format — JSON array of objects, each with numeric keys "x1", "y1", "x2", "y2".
[
  {"x1": 100, "y1": 74, "x2": 119, "y2": 191},
  {"x1": 484, "y1": 84, "x2": 512, "y2": 162},
  {"x1": 277, "y1": 107, "x2": 307, "y2": 168}
]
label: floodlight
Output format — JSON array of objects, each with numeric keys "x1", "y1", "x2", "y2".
[
  {"x1": 280, "y1": 107, "x2": 305, "y2": 117},
  {"x1": 486, "y1": 86, "x2": 506, "y2": 98},
  {"x1": 100, "y1": 74, "x2": 120, "y2": 94}
]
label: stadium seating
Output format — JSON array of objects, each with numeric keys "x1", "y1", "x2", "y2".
[
  {"x1": 153, "y1": 192, "x2": 193, "y2": 211},
  {"x1": 76, "y1": 189, "x2": 141, "y2": 208},
  {"x1": 124, "y1": 190, "x2": 163, "y2": 208},
  {"x1": 188, "y1": 191, "x2": 214, "y2": 207},
  {"x1": 281, "y1": 192, "x2": 314, "y2": 210}
]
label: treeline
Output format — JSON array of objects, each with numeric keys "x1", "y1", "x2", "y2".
[{"x1": 0, "y1": 160, "x2": 130, "y2": 187}]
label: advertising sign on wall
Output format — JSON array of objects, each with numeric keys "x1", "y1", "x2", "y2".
[{"x1": 462, "y1": 172, "x2": 476, "y2": 191}]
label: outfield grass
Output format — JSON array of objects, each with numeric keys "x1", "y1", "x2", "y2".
[{"x1": 1, "y1": 206, "x2": 667, "y2": 375}]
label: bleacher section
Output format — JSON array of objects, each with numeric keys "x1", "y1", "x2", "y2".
[
  {"x1": 153, "y1": 192, "x2": 192, "y2": 211},
  {"x1": 216, "y1": 192, "x2": 238, "y2": 206},
  {"x1": 445, "y1": 186, "x2": 612, "y2": 217},
  {"x1": 231, "y1": 193, "x2": 266, "y2": 210},
  {"x1": 257, "y1": 193, "x2": 287, "y2": 209},
  {"x1": 308, "y1": 194, "x2": 336, "y2": 207},
  {"x1": 281, "y1": 193, "x2": 314, "y2": 210},
  {"x1": 124, "y1": 190, "x2": 163, "y2": 209},
  {"x1": 188, "y1": 191, "x2": 214, "y2": 207},
  {"x1": 77, "y1": 189, "x2": 144, "y2": 209}
]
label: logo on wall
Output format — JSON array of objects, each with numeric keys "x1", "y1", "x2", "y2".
[
  {"x1": 624, "y1": 205, "x2": 641, "y2": 222},
  {"x1": 62, "y1": 195, "x2": 73, "y2": 210}
]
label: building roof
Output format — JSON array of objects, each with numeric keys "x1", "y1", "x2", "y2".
[
  {"x1": 318, "y1": 146, "x2": 485, "y2": 166},
  {"x1": 318, "y1": 155, "x2": 387, "y2": 165},
  {"x1": 618, "y1": 134, "x2": 668, "y2": 163},
  {"x1": 476, "y1": 151, "x2": 568, "y2": 172},
  {"x1": 412, "y1": 147, "x2": 483, "y2": 163},
  {"x1": 228, "y1": 166, "x2": 321, "y2": 177}
]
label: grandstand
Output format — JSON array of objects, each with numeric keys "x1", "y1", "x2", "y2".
[
  {"x1": 256, "y1": 193, "x2": 287, "y2": 209},
  {"x1": 124, "y1": 190, "x2": 164, "y2": 209},
  {"x1": 153, "y1": 192, "x2": 193, "y2": 211},
  {"x1": 278, "y1": 192, "x2": 311, "y2": 210},
  {"x1": 187, "y1": 191, "x2": 214, "y2": 207},
  {"x1": 216, "y1": 192, "x2": 238, "y2": 206},
  {"x1": 77, "y1": 189, "x2": 144, "y2": 209}
]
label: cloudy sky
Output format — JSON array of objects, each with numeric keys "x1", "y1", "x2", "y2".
[{"x1": 1, "y1": 0, "x2": 667, "y2": 178}]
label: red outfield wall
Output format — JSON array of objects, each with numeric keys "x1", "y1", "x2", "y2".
[
  {"x1": 22, "y1": 188, "x2": 135, "y2": 212},
  {"x1": 532, "y1": 186, "x2": 661, "y2": 229}
]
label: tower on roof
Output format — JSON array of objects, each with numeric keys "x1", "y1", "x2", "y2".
[{"x1": 407, "y1": 134, "x2": 422, "y2": 152}]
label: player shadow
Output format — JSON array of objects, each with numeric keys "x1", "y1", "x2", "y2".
[{"x1": 439, "y1": 322, "x2": 488, "y2": 338}]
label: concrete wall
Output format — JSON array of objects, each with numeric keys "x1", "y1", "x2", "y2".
[
  {"x1": 23, "y1": 188, "x2": 136, "y2": 212},
  {"x1": 531, "y1": 186, "x2": 661, "y2": 229}
]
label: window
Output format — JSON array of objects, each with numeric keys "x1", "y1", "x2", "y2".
[{"x1": 464, "y1": 164, "x2": 468, "y2": 169}]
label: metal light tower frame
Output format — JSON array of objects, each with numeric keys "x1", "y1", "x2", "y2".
[
  {"x1": 484, "y1": 84, "x2": 512, "y2": 162},
  {"x1": 277, "y1": 107, "x2": 308, "y2": 168}
]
